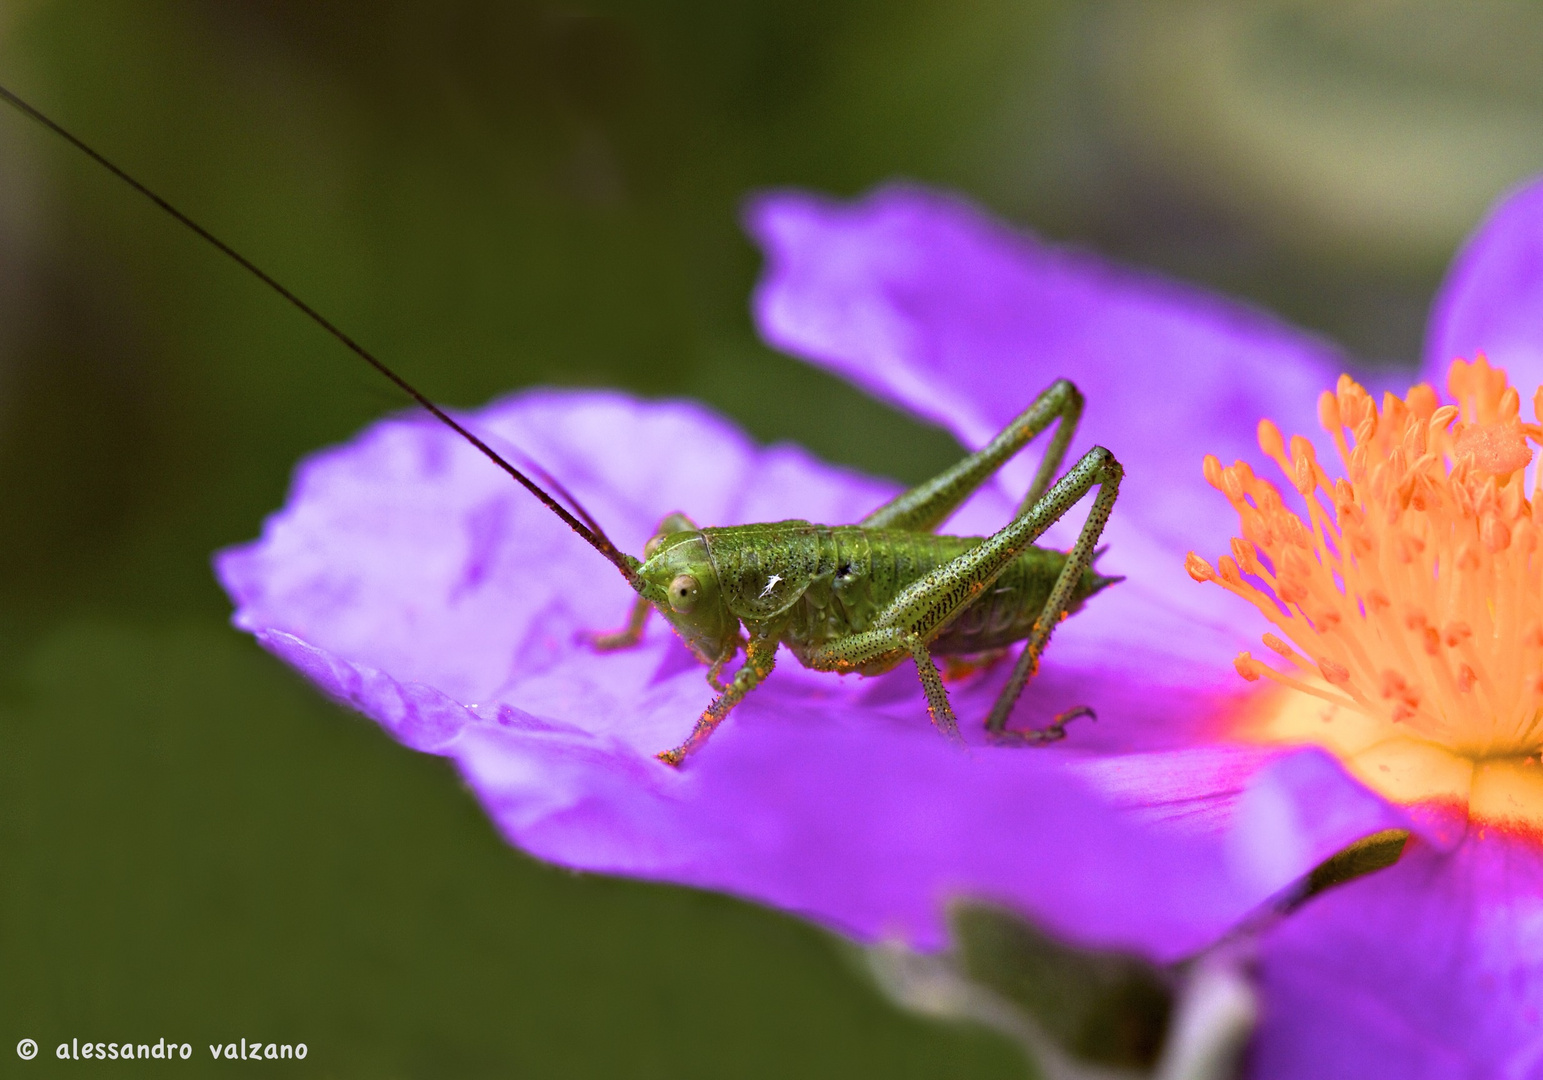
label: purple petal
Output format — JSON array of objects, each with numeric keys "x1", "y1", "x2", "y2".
[
  {"x1": 253, "y1": 624, "x2": 1407, "y2": 959},
  {"x1": 746, "y1": 185, "x2": 1350, "y2": 679},
  {"x1": 1424, "y1": 175, "x2": 1543, "y2": 393},
  {"x1": 217, "y1": 391, "x2": 1404, "y2": 957},
  {"x1": 1253, "y1": 830, "x2": 1543, "y2": 1080}
]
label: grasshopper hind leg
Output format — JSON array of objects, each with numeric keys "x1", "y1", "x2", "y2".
[
  {"x1": 984, "y1": 448, "x2": 1123, "y2": 744},
  {"x1": 860, "y1": 379, "x2": 1084, "y2": 534},
  {"x1": 803, "y1": 444, "x2": 1122, "y2": 748}
]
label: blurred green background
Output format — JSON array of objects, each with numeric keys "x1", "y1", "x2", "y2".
[{"x1": 3, "y1": 1, "x2": 1541, "y2": 1075}]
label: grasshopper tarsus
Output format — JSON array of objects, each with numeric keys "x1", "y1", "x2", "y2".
[
  {"x1": 987, "y1": 728, "x2": 1066, "y2": 748},
  {"x1": 1059, "y1": 704, "x2": 1098, "y2": 727},
  {"x1": 987, "y1": 704, "x2": 1095, "y2": 748}
]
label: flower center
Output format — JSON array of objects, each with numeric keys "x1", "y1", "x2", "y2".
[{"x1": 1188, "y1": 357, "x2": 1543, "y2": 826}]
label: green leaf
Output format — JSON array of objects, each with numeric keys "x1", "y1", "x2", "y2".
[{"x1": 950, "y1": 904, "x2": 1173, "y2": 1070}]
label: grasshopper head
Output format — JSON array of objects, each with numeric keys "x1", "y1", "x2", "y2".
[{"x1": 637, "y1": 530, "x2": 737, "y2": 663}]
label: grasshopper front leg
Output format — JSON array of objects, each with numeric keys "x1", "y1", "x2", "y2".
[
  {"x1": 658, "y1": 630, "x2": 778, "y2": 766},
  {"x1": 806, "y1": 445, "x2": 1123, "y2": 743}
]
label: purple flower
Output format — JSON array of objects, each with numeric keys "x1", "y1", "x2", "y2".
[
  {"x1": 213, "y1": 389, "x2": 1393, "y2": 959},
  {"x1": 215, "y1": 176, "x2": 1543, "y2": 1075},
  {"x1": 746, "y1": 180, "x2": 1543, "y2": 1076}
]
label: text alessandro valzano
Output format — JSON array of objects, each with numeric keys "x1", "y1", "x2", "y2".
[{"x1": 54, "y1": 1038, "x2": 307, "y2": 1060}]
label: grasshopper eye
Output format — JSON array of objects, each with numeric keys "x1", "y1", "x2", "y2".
[
  {"x1": 667, "y1": 574, "x2": 700, "y2": 613},
  {"x1": 644, "y1": 534, "x2": 666, "y2": 559}
]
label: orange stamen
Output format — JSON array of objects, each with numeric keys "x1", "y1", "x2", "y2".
[{"x1": 1191, "y1": 357, "x2": 1543, "y2": 774}]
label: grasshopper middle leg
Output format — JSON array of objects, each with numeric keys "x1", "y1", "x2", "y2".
[{"x1": 586, "y1": 511, "x2": 698, "y2": 651}]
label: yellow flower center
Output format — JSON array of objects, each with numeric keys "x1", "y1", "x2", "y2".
[{"x1": 1188, "y1": 357, "x2": 1543, "y2": 830}]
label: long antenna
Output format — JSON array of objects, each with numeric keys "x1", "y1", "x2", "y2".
[{"x1": 0, "y1": 82, "x2": 641, "y2": 588}]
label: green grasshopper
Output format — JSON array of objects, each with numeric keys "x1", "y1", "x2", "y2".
[
  {"x1": 592, "y1": 381, "x2": 1123, "y2": 764},
  {"x1": 0, "y1": 85, "x2": 1124, "y2": 766}
]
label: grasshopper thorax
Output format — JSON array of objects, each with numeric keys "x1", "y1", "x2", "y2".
[{"x1": 638, "y1": 531, "x2": 737, "y2": 664}]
